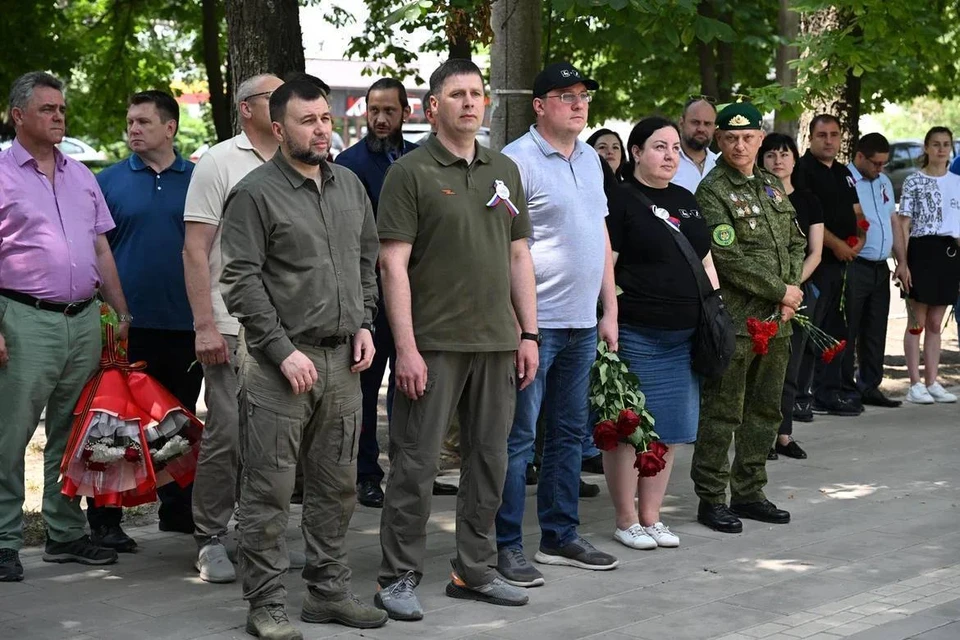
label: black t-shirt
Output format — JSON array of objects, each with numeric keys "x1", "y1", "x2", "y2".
[
  {"x1": 794, "y1": 151, "x2": 859, "y2": 262},
  {"x1": 789, "y1": 188, "x2": 824, "y2": 237},
  {"x1": 607, "y1": 178, "x2": 710, "y2": 330}
]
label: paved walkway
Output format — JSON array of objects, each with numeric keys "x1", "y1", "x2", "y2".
[{"x1": 3, "y1": 381, "x2": 959, "y2": 640}]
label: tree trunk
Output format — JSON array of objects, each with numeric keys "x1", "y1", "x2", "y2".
[
  {"x1": 449, "y1": 33, "x2": 472, "y2": 59},
  {"x1": 489, "y1": 0, "x2": 541, "y2": 150},
  {"x1": 202, "y1": 0, "x2": 231, "y2": 142},
  {"x1": 774, "y1": 0, "x2": 799, "y2": 138},
  {"x1": 696, "y1": 1, "x2": 719, "y2": 98},
  {"x1": 225, "y1": 0, "x2": 305, "y2": 132},
  {"x1": 797, "y1": 7, "x2": 860, "y2": 161}
]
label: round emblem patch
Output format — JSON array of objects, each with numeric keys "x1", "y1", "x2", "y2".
[{"x1": 713, "y1": 224, "x2": 736, "y2": 247}]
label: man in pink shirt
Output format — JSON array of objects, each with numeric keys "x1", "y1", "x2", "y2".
[{"x1": 0, "y1": 71, "x2": 131, "y2": 581}]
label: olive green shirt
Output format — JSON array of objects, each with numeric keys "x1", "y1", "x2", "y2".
[
  {"x1": 220, "y1": 152, "x2": 379, "y2": 366},
  {"x1": 696, "y1": 159, "x2": 806, "y2": 338},
  {"x1": 377, "y1": 134, "x2": 532, "y2": 351}
]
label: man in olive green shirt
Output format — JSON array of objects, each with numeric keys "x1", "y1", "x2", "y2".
[
  {"x1": 691, "y1": 102, "x2": 806, "y2": 535},
  {"x1": 220, "y1": 79, "x2": 386, "y2": 638},
  {"x1": 374, "y1": 59, "x2": 539, "y2": 621}
]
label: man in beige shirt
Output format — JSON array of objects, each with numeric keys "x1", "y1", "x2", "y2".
[
  {"x1": 182, "y1": 73, "x2": 285, "y2": 583},
  {"x1": 220, "y1": 78, "x2": 385, "y2": 638}
]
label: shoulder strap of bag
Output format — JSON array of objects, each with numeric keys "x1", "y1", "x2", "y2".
[{"x1": 623, "y1": 186, "x2": 714, "y2": 299}]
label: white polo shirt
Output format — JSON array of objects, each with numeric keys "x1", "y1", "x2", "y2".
[
  {"x1": 183, "y1": 132, "x2": 267, "y2": 336},
  {"x1": 672, "y1": 146, "x2": 718, "y2": 195}
]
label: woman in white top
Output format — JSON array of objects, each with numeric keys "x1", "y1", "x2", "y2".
[{"x1": 893, "y1": 126, "x2": 960, "y2": 404}]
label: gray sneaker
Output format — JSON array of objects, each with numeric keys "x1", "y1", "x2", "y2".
[
  {"x1": 196, "y1": 538, "x2": 236, "y2": 583},
  {"x1": 446, "y1": 573, "x2": 529, "y2": 606},
  {"x1": 497, "y1": 546, "x2": 545, "y2": 587},
  {"x1": 534, "y1": 535, "x2": 619, "y2": 571},
  {"x1": 374, "y1": 570, "x2": 423, "y2": 621},
  {"x1": 301, "y1": 591, "x2": 387, "y2": 629},
  {"x1": 245, "y1": 604, "x2": 303, "y2": 640}
]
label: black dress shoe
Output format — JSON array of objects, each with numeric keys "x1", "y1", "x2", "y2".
[
  {"x1": 579, "y1": 479, "x2": 600, "y2": 498},
  {"x1": 767, "y1": 448, "x2": 779, "y2": 461},
  {"x1": 525, "y1": 463, "x2": 539, "y2": 486},
  {"x1": 0, "y1": 548, "x2": 23, "y2": 582},
  {"x1": 432, "y1": 480, "x2": 458, "y2": 496},
  {"x1": 91, "y1": 524, "x2": 138, "y2": 553},
  {"x1": 860, "y1": 389, "x2": 902, "y2": 408},
  {"x1": 697, "y1": 502, "x2": 743, "y2": 533},
  {"x1": 792, "y1": 401, "x2": 814, "y2": 423},
  {"x1": 730, "y1": 499, "x2": 790, "y2": 524},
  {"x1": 581, "y1": 454, "x2": 604, "y2": 475},
  {"x1": 811, "y1": 399, "x2": 860, "y2": 417},
  {"x1": 775, "y1": 440, "x2": 807, "y2": 459},
  {"x1": 357, "y1": 479, "x2": 384, "y2": 508}
]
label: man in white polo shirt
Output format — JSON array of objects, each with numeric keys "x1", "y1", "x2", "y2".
[
  {"x1": 672, "y1": 97, "x2": 718, "y2": 194},
  {"x1": 182, "y1": 72, "x2": 285, "y2": 583},
  {"x1": 495, "y1": 61, "x2": 620, "y2": 587}
]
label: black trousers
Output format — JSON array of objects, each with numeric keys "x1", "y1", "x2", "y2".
[
  {"x1": 87, "y1": 328, "x2": 203, "y2": 529},
  {"x1": 779, "y1": 281, "x2": 820, "y2": 436},
  {"x1": 357, "y1": 302, "x2": 395, "y2": 484},
  {"x1": 807, "y1": 261, "x2": 852, "y2": 406},
  {"x1": 841, "y1": 258, "x2": 891, "y2": 395}
]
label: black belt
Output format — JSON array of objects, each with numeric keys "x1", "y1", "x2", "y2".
[
  {"x1": 294, "y1": 334, "x2": 351, "y2": 349},
  {"x1": 0, "y1": 289, "x2": 97, "y2": 316},
  {"x1": 854, "y1": 257, "x2": 888, "y2": 267}
]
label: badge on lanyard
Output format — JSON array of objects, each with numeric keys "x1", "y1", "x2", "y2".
[{"x1": 486, "y1": 180, "x2": 520, "y2": 217}]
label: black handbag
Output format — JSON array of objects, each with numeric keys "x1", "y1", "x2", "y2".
[{"x1": 627, "y1": 187, "x2": 736, "y2": 378}]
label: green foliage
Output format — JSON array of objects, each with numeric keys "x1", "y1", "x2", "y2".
[
  {"x1": 589, "y1": 341, "x2": 655, "y2": 431},
  {"x1": 868, "y1": 97, "x2": 960, "y2": 141}
]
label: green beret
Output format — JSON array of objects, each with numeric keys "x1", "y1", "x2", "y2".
[{"x1": 716, "y1": 102, "x2": 763, "y2": 130}]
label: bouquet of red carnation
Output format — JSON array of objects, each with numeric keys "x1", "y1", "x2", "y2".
[
  {"x1": 747, "y1": 317, "x2": 780, "y2": 354},
  {"x1": 857, "y1": 218, "x2": 870, "y2": 232},
  {"x1": 589, "y1": 341, "x2": 665, "y2": 477},
  {"x1": 845, "y1": 235, "x2": 859, "y2": 248}
]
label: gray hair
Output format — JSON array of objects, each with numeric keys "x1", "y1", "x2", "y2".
[
  {"x1": 8, "y1": 71, "x2": 64, "y2": 113},
  {"x1": 235, "y1": 74, "x2": 277, "y2": 110}
]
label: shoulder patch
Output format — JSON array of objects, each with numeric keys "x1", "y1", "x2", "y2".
[{"x1": 712, "y1": 224, "x2": 736, "y2": 247}]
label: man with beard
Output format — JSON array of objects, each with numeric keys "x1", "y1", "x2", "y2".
[
  {"x1": 220, "y1": 78, "x2": 386, "y2": 637},
  {"x1": 336, "y1": 78, "x2": 417, "y2": 509},
  {"x1": 673, "y1": 97, "x2": 718, "y2": 194}
]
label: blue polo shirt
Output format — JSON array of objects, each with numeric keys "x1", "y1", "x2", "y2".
[
  {"x1": 950, "y1": 156, "x2": 960, "y2": 176},
  {"x1": 97, "y1": 153, "x2": 194, "y2": 331},
  {"x1": 848, "y1": 162, "x2": 895, "y2": 261},
  {"x1": 335, "y1": 137, "x2": 418, "y2": 213}
]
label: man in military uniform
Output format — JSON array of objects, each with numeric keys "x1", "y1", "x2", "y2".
[{"x1": 691, "y1": 103, "x2": 807, "y2": 533}]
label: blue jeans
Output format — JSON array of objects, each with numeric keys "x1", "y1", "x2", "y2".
[{"x1": 496, "y1": 327, "x2": 597, "y2": 550}]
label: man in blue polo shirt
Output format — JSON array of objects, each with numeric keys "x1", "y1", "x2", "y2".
[
  {"x1": 87, "y1": 90, "x2": 201, "y2": 551},
  {"x1": 335, "y1": 78, "x2": 422, "y2": 509},
  {"x1": 844, "y1": 133, "x2": 901, "y2": 408}
]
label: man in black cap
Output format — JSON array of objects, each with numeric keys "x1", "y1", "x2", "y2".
[{"x1": 495, "y1": 61, "x2": 620, "y2": 588}]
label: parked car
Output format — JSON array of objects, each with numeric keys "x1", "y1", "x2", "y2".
[
  {"x1": 189, "y1": 132, "x2": 345, "y2": 163},
  {"x1": 402, "y1": 123, "x2": 491, "y2": 148},
  {"x1": 884, "y1": 140, "x2": 923, "y2": 202},
  {"x1": 0, "y1": 136, "x2": 107, "y2": 165}
]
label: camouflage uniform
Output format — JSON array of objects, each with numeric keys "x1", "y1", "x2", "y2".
[{"x1": 691, "y1": 159, "x2": 806, "y2": 505}]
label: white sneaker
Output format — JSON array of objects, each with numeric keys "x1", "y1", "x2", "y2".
[
  {"x1": 906, "y1": 382, "x2": 935, "y2": 404},
  {"x1": 196, "y1": 540, "x2": 236, "y2": 583},
  {"x1": 643, "y1": 522, "x2": 680, "y2": 548},
  {"x1": 926, "y1": 383, "x2": 958, "y2": 403},
  {"x1": 613, "y1": 524, "x2": 657, "y2": 550}
]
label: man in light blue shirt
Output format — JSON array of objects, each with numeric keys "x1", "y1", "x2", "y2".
[{"x1": 843, "y1": 133, "x2": 901, "y2": 408}]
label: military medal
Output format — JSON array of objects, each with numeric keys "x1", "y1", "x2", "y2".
[
  {"x1": 764, "y1": 185, "x2": 783, "y2": 203},
  {"x1": 749, "y1": 218, "x2": 757, "y2": 229},
  {"x1": 752, "y1": 205, "x2": 760, "y2": 214},
  {"x1": 486, "y1": 180, "x2": 520, "y2": 217}
]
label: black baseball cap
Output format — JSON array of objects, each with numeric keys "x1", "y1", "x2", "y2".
[{"x1": 533, "y1": 61, "x2": 599, "y2": 97}]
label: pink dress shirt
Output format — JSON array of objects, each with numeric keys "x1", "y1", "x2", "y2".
[{"x1": 0, "y1": 138, "x2": 115, "y2": 302}]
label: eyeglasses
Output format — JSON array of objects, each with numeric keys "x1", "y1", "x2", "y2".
[
  {"x1": 687, "y1": 94, "x2": 717, "y2": 105},
  {"x1": 241, "y1": 91, "x2": 272, "y2": 103},
  {"x1": 546, "y1": 92, "x2": 593, "y2": 104}
]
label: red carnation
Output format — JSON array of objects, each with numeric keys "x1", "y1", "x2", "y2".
[
  {"x1": 845, "y1": 235, "x2": 858, "y2": 248},
  {"x1": 908, "y1": 326, "x2": 923, "y2": 335},
  {"x1": 616, "y1": 409, "x2": 640, "y2": 437},
  {"x1": 593, "y1": 420, "x2": 620, "y2": 451},
  {"x1": 857, "y1": 218, "x2": 870, "y2": 231},
  {"x1": 81, "y1": 448, "x2": 92, "y2": 461},
  {"x1": 87, "y1": 462, "x2": 107, "y2": 472},
  {"x1": 821, "y1": 346, "x2": 837, "y2": 363},
  {"x1": 747, "y1": 317, "x2": 776, "y2": 355},
  {"x1": 635, "y1": 450, "x2": 667, "y2": 477},
  {"x1": 123, "y1": 447, "x2": 141, "y2": 463},
  {"x1": 649, "y1": 440, "x2": 669, "y2": 460},
  {"x1": 835, "y1": 339, "x2": 847, "y2": 353}
]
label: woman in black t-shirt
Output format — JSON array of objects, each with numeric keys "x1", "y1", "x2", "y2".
[
  {"x1": 759, "y1": 133, "x2": 824, "y2": 460},
  {"x1": 603, "y1": 117, "x2": 720, "y2": 551}
]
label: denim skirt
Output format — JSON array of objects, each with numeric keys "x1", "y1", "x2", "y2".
[{"x1": 618, "y1": 324, "x2": 699, "y2": 445}]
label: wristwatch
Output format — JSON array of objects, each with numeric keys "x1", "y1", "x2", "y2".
[
  {"x1": 118, "y1": 313, "x2": 134, "y2": 323},
  {"x1": 360, "y1": 322, "x2": 375, "y2": 336},
  {"x1": 520, "y1": 331, "x2": 542, "y2": 346}
]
